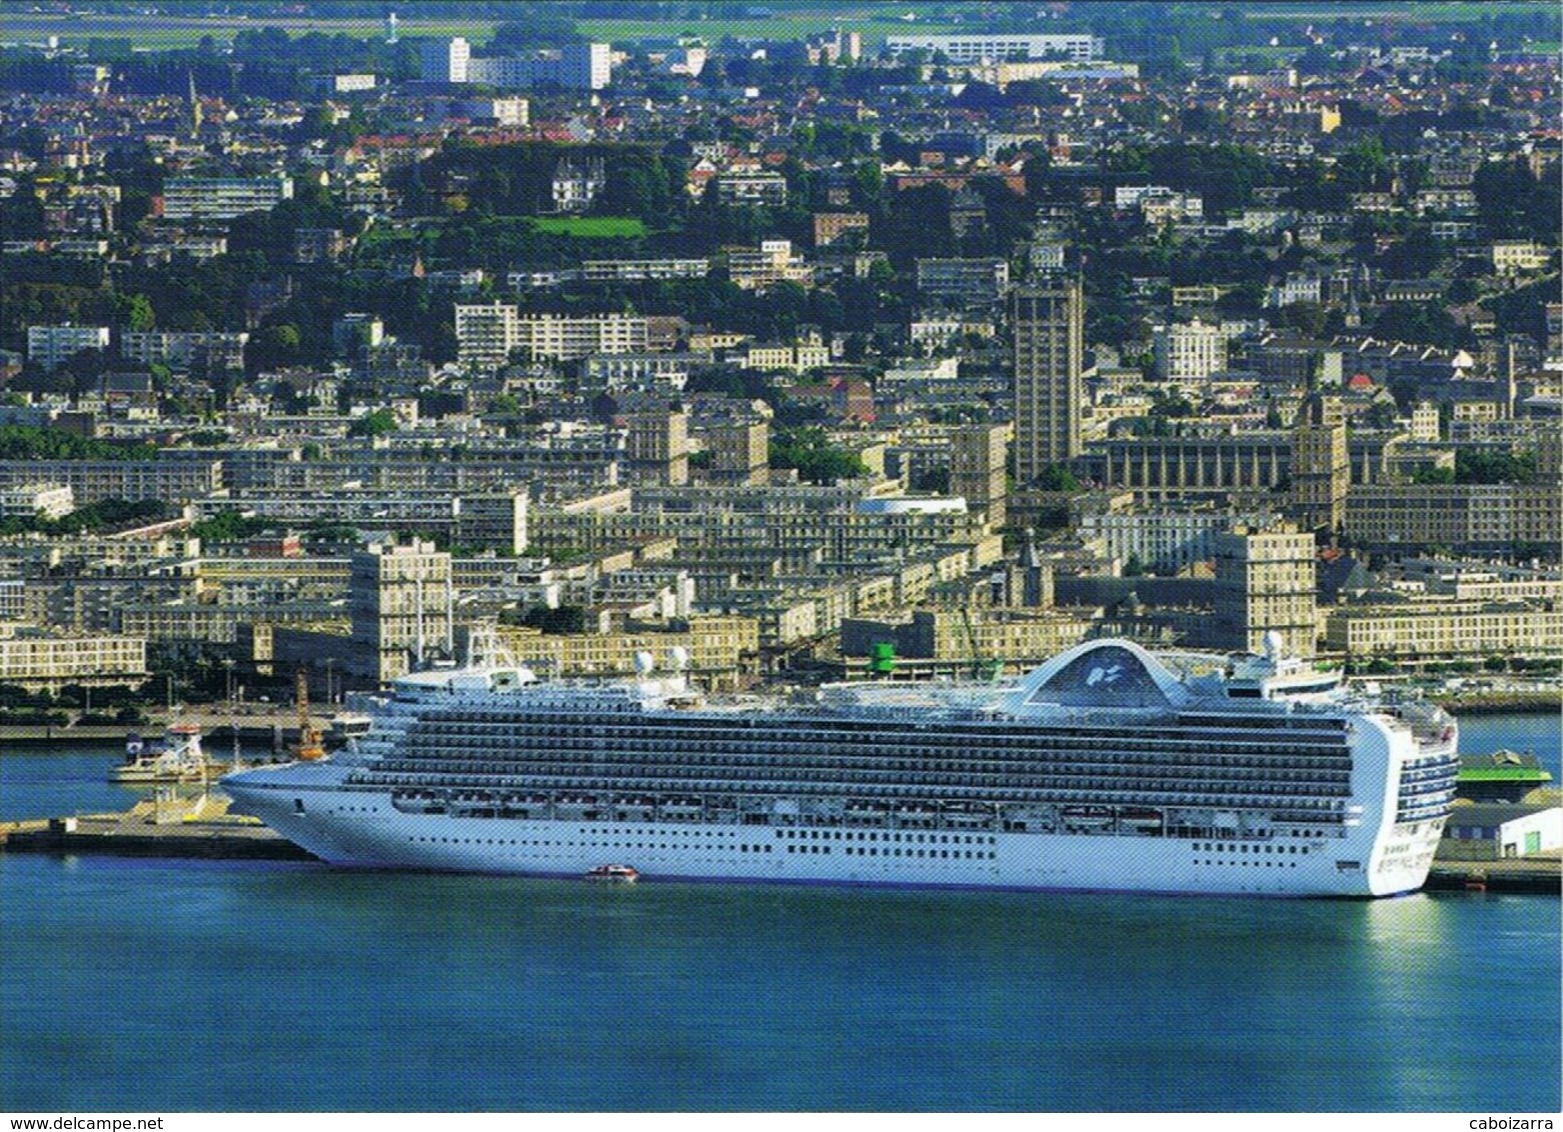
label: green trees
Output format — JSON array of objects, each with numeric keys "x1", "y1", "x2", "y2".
[
  {"x1": 189, "y1": 510, "x2": 269, "y2": 545},
  {"x1": 502, "y1": 604, "x2": 587, "y2": 634},
  {"x1": 247, "y1": 324, "x2": 302, "y2": 373},
  {"x1": 768, "y1": 428, "x2": 867, "y2": 485},
  {"x1": 1140, "y1": 141, "x2": 1275, "y2": 217},
  {"x1": 0, "y1": 426, "x2": 155, "y2": 461},
  {"x1": 1370, "y1": 303, "x2": 1462, "y2": 351},
  {"x1": 1454, "y1": 449, "x2": 1538, "y2": 486},
  {"x1": 347, "y1": 408, "x2": 398, "y2": 438},
  {"x1": 1474, "y1": 157, "x2": 1562, "y2": 242},
  {"x1": 1035, "y1": 464, "x2": 1081, "y2": 492},
  {"x1": 0, "y1": 497, "x2": 173, "y2": 537}
]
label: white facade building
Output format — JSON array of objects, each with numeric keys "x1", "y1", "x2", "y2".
[
  {"x1": 0, "y1": 627, "x2": 148, "y2": 691},
  {"x1": 161, "y1": 177, "x2": 294, "y2": 221},
  {"x1": 455, "y1": 304, "x2": 649, "y2": 367},
  {"x1": 885, "y1": 34, "x2": 1104, "y2": 62},
  {"x1": 465, "y1": 43, "x2": 613, "y2": 90},
  {"x1": 27, "y1": 324, "x2": 110, "y2": 371},
  {"x1": 1153, "y1": 319, "x2": 1228, "y2": 382},
  {"x1": 0, "y1": 481, "x2": 74, "y2": 520},
  {"x1": 454, "y1": 301, "x2": 520, "y2": 371},
  {"x1": 420, "y1": 37, "x2": 470, "y2": 83}
]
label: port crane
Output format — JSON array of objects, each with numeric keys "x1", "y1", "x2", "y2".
[{"x1": 294, "y1": 666, "x2": 325, "y2": 761}]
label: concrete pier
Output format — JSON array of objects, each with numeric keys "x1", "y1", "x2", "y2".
[
  {"x1": 1, "y1": 797, "x2": 315, "y2": 861},
  {"x1": 1424, "y1": 853, "x2": 1560, "y2": 895}
]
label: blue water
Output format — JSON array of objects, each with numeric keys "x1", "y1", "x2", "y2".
[{"x1": 2, "y1": 717, "x2": 1559, "y2": 1113}]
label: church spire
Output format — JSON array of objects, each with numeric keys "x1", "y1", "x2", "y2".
[{"x1": 186, "y1": 70, "x2": 201, "y2": 140}]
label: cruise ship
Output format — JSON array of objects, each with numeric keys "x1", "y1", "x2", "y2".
[{"x1": 221, "y1": 634, "x2": 1460, "y2": 897}]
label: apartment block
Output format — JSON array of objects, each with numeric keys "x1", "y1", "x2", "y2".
[
  {"x1": 813, "y1": 211, "x2": 869, "y2": 248},
  {"x1": 1214, "y1": 523, "x2": 1317, "y2": 658},
  {"x1": 349, "y1": 540, "x2": 454, "y2": 684},
  {"x1": 27, "y1": 324, "x2": 110, "y2": 371},
  {"x1": 0, "y1": 627, "x2": 148, "y2": 692},
  {"x1": 727, "y1": 239, "x2": 812, "y2": 290},
  {"x1": 119, "y1": 330, "x2": 249, "y2": 371},
  {"x1": 466, "y1": 43, "x2": 613, "y2": 90},
  {"x1": 0, "y1": 457, "x2": 223, "y2": 506},
  {"x1": 884, "y1": 34, "x2": 1104, "y2": 62},
  {"x1": 916, "y1": 258, "x2": 1010, "y2": 304},
  {"x1": 1153, "y1": 319, "x2": 1227, "y2": 382},
  {"x1": 0, "y1": 481, "x2": 74, "y2": 520},
  {"x1": 715, "y1": 172, "x2": 788, "y2": 206},
  {"x1": 161, "y1": 176, "x2": 293, "y2": 221},
  {"x1": 1324, "y1": 601, "x2": 1563, "y2": 661}
]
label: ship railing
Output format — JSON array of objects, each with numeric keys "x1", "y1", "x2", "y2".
[{"x1": 352, "y1": 768, "x2": 1351, "y2": 817}]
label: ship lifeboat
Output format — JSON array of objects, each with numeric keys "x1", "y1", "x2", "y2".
[
  {"x1": 844, "y1": 800, "x2": 889, "y2": 823},
  {"x1": 614, "y1": 796, "x2": 656, "y2": 821},
  {"x1": 943, "y1": 804, "x2": 996, "y2": 828},
  {"x1": 556, "y1": 795, "x2": 599, "y2": 819},
  {"x1": 1061, "y1": 806, "x2": 1115, "y2": 828},
  {"x1": 585, "y1": 864, "x2": 639, "y2": 884},
  {"x1": 1120, "y1": 808, "x2": 1164, "y2": 831}
]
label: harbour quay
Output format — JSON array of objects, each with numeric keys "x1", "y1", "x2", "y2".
[
  {"x1": 1425, "y1": 854, "x2": 1561, "y2": 895},
  {"x1": 1, "y1": 798, "x2": 315, "y2": 862}
]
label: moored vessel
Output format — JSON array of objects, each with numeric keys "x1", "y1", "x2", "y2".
[
  {"x1": 113, "y1": 724, "x2": 232, "y2": 784},
  {"x1": 222, "y1": 634, "x2": 1460, "y2": 898}
]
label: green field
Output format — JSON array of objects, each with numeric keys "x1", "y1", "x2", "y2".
[
  {"x1": 0, "y1": 1, "x2": 1550, "y2": 54},
  {"x1": 1222, "y1": 1, "x2": 1556, "y2": 18},
  {"x1": 0, "y1": 4, "x2": 958, "y2": 51},
  {"x1": 0, "y1": 12, "x2": 499, "y2": 51},
  {"x1": 530, "y1": 216, "x2": 646, "y2": 238}
]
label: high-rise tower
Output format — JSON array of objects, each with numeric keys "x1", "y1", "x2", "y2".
[
  {"x1": 1214, "y1": 523, "x2": 1317, "y2": 659},
  {"x1": 1011, "y1": 275, "x2": 1083, "y2": 485},
  {"x1": 1290, "y1": 391, "x2": 1348, "y2": 538},
  {"x1": 349, "y1": 539, "x2": 454, "y2": 685}
]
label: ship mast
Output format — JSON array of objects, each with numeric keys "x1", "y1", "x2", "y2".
[{"x1": 294, "y1": 666, "x2": 325, "y2": 761}]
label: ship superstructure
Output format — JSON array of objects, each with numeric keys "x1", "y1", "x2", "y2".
[{"x1": 222, "y1": 637, "x2": 1459, "y2": 897}]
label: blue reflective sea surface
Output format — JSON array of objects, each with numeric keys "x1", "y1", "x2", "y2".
[{"x1": 2, "y1": 716, "x2": 1558, "y2": 1113}]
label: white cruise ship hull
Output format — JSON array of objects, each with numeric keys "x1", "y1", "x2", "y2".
[
  {"x1": 223, "y1": 639, "x2": 1459, "y2": 899},
  {"x1": 224, "y1": 772, "x2": 1442, "y2": 898}
]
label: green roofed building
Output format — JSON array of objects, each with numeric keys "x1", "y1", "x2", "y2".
[{"x1": 1456, "y1": 750, "x2": 1554, "y2": 803}]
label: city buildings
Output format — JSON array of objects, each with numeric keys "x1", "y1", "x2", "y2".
[
  {"x1": 0, "y1": 6, "x2": 1557, "y2": 707},
  {"x1": 1290, "y1": 392, "x2": 1350, "y2": 536}
]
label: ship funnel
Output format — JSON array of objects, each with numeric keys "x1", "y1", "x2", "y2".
[
  {"x1": 633, "y1": 650, "x2": 655, "y2": 677},
  {"x1": 668, "y1": 645, "x2": 690, "y2": 672}
]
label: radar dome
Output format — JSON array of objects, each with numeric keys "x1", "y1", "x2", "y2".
[
  {"x1": 633, "y1": 650, "x2": 655, "y2": 676},
  {"x1": 1262, "y1": 630, "x2": 1285, "y2": 660}
]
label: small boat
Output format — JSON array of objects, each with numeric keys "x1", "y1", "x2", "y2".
[
  {"x1": 585, "y1": 864, "x2": 639, "y2": 884},
  {"x1": 112, "y1": 724, "x2": 230, "y2": 784}
]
